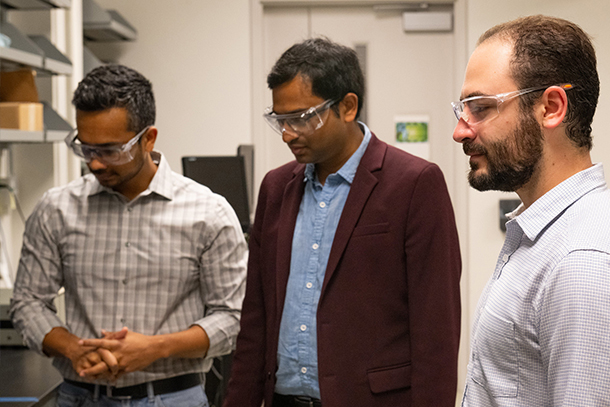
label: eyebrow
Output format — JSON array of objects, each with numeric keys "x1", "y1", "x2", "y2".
[
  {"x1": 76, "y1": 137, "x2": 124, "y2": 148},
  {"x1": 272, "y1": 106, "x2": 312, "y2": 115},
  {"x1": 460, "y1": 91, "x2": 490, "y2": 100}
]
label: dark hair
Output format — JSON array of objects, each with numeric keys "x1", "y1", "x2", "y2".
[
  {"x1": 267, "y1": 37, "x2": 365, "y2": 119},
  {"x1": 72, "y1": 64, "x2": 155, "y2": 133},
  {"x1": 478, "y1": 15, "x2": 599, "y2": 150}
]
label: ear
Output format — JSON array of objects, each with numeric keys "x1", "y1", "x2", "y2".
[
  {"x1": 541, "y1": 86, "x2": 569, "y2": 129},
  {"x1": 143, "y1": 126, "x2": 158, "y2": 153},
  {"x1": 340, "y1": 93, "x2": 359, "y2": 123}
]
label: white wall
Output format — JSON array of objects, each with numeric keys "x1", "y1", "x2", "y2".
[{"x1": 88, "y1": 0, "x2": 253, "y2": 173}]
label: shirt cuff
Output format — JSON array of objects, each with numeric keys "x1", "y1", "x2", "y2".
[{"x1": 196, "y1": 311, "x2": 240, "y2": 359}]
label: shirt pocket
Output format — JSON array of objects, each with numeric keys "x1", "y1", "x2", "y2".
[{"x1": 472, "y1": 308, "x2": 519, "y2": 398}]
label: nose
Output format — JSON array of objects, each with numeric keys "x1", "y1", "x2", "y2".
[
  {"x1": 87, "y1": 156, "x2": 107, "y2": 171},
  {"x1": 281, "y1": 128, "x2": 299, "y2": 144},
  {"x1": 452, "y1": 118, "x2": 475, "y2": 144}
]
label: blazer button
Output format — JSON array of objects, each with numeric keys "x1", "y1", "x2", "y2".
[{"x1": 267, "y1": 371, "x2": 272, "y2": 380}]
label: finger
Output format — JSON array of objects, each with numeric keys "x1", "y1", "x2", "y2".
[
  {"x1": 97, "y1": 348, "x2": 120, "y2": 375},
  {"x1": 79, "y1": 338, "x2": 113, "y2": 349},
  {"x1": 102, "y1": 327, "x2": 129, "y2": 340},
  {"x1": 114, "y1": 327, "x2": 129, "y2": 339},
  {"x1": 79, "y1": 361, "x2": 108, "y2": 378}
]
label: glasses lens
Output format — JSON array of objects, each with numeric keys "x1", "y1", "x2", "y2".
[
  {"x1": 453, "y1": 97, "x2": 500, "y2": 124},
  {"x1": 264, "y1": 99, "x2": 334, "y2": 136},
  {"x1": 287, "y1": 115, "x2": 316, "y2": 135},
  {"x1": 82, "y1": 146, "x2": 128, "y2": 164},
  {"x1": 66, "y1": 133, "x2": 137, "y2": 165},
  {"x1": 465, "y1": 98, "x2": 499, "y2": 123},
  {"x1": 263, "y1": 115, "x2": 284, "y2": 135}
]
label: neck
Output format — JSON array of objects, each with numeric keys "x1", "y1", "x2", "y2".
[
  {"x1": 118, "y1": 154, "x2": 158, "y2": 201},
  {"x1": 316, "y1": 122, "x2": 364, "y2": 185},
  {"x1": 517, "y1": 148, "x2": 592, "y2": 208}
]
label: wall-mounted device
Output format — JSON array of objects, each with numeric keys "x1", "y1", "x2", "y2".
[
  {"x1": 499, "y1": 199, "x2": 522, "y2": 232},
  {"x1": 402, "y1": 10, "x2": 453, "y2": 32}
]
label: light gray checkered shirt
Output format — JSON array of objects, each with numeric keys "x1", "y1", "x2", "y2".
[
  {"x1": 10, "y1": 152, "x2": 247, "y2": 387},
  {"x1": 462, "y1": 163, "x2": 610, "y2": 406}
]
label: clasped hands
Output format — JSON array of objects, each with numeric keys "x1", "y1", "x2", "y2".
[{"x1": 73, "y1": 327, "x2": 160, "y2": 382}]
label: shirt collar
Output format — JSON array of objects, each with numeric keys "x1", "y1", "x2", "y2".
[
  {"x1": 508, "y1": 163, "x2": 607, "y2": 241},
  {"x1": 304, "y1": 121, "x2": 372, "y2": 184},
  {"x1": 87, "y1": 151, "x2": 174, "y2": 201}
]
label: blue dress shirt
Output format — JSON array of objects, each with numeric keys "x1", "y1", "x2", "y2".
[{"x1": 275, "y1": 123, "x2": 372, "y2": 398}]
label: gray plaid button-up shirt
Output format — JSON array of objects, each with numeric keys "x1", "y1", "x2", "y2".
[{"x1": 10, "y1": 151, "x2": 247, "y2": 387}]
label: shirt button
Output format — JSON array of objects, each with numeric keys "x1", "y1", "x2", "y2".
[
  {"x1": 502, "y1": 254, "x2": 509, "y2": 262},
  {"x1": 125, "y1": 242, "x2": 131, "y2": 247},
  {"x1": 127, "y1": 207, "x2": 133, "y2": 212},
  {"x1": 301, "y1": 367, "x2": 307, "y2": 374},
  {"x1": 312, "y1": 243, "x2": 319, "y2": 250},
  {"x1": 122, "y1": 279, "x2": 127, "y2": 285},
  {"x1": 300, "y1": 324, "x2": 307, "y2": 331},
  {"x1": 319, "y1": 202, "x2": 326, "y2": 208},
  {"x1": 306, "y1": 282, "x2": 313, "y2": 289},
  {"x1": 120, "y1": 318, "x2": 125, "y2": 323}
]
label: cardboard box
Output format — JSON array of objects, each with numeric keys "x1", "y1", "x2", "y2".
[
  {"x1": 0, "y1": 69, "x2": 39, "y2": 103},
  {"x1": 0, "y1": 102, "x2": 43, "y2": 131}
]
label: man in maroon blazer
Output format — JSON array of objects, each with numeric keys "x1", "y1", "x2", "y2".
[{"x1": 224, "y1": 37, "x2": 461, "y2": 407}]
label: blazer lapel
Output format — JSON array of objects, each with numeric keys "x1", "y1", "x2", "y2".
[
  {"x1": 321, "y1": 134, "x2": 386, "y2": 294},
  {"x1": 275, "y1": 165, "x2": 306, "y2": 316}
]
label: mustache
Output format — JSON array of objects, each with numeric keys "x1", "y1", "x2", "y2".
[
  {"x1": 463, "y1": 142, "x2": 487, "y2": 156},
  {"x1": 90, "y1": 169, "x2": 115, "y2": 177}
]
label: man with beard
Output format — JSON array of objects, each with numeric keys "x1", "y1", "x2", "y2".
[
  {"x1": 10, "y1": 65, "x2": 247, "y2": 406},
  {"x1": 453, "y1": 15, "x2": 610, "y2": 406}
]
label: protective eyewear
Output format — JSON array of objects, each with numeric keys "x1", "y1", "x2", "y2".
[
  {"x1": 65, "y1": 126, "x2": 150, "y2": 165},
  {"x1": 451, "y1": 84, "x2": 574, "y2": 125},
  {"x1": 263, "y1": 99, "x2": 337, "y2": 136}
]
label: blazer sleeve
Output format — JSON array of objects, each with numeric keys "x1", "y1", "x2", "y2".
[
  {"x1": 404, "y1": 163, "x2": 461, "y2": 406},
  {"x1": 223, "y1": 175, "x2": 269, "y2": 407}
]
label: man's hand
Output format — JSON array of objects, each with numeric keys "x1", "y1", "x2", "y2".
[
  {"x1": 79, "y1": 328, "x2": 163, "y2": 377},
  {"x1": 73, "y1": 348, "x2": 112, "y2": 381},
  {"x1": 42, "y1": 327, "x2": 114, "y2": 381},
  {"x1": 78, "y1": 325, "x2": 210, "y2": 379}
]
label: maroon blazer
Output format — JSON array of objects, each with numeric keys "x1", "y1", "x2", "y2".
[{"x1": 224, "y1": 134, "x2": 461, "y2": 407}]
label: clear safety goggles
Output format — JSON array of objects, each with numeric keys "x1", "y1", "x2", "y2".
[
  {"x1": 64, "y1": 126, "x2": 150, "y2": 165},
  {"x1": 451, "y1": 83, "x2": 574, "y2": 125},
  {"x1": 263, "y1": 99, "x2": 337, "y2": 136}
]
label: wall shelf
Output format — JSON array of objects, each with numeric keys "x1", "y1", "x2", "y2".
[
  {"x1": 0, "y1": 128, "x2": 44, "y2": 143},
  {"x1": 83, "y1": 0, "x2": 137, "y2": 41},
  {"x1": 83, "y1": 45, "x2": 103, "y2": 75},
  {"x1": 0, "y1": 103, "x2": 71, "y2": 143},
  {"x1": 43, "y1": 102, "x2": 72, "y2": 142},
  {"x1": 0, "y1": 23, "x2": 73, "y2": 76},
  {"x1": 29, "y1": 35, "x2": 72, "y2": 75},
  {"x1": 1, "y1": 0, "x2": 70, "y2": 9},
  {"x1": 0, "y1": 21, "x2": 44, "y2": 70}
]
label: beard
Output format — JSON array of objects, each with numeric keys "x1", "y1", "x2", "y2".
[{"x1": 465, "y1": 111, "x2": 544, "y2": 192}]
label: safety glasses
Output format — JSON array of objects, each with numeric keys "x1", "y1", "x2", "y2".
[
  {"x1": 451, "y1": 84, "x2": 574, "y2": 125},
  {"x1": 65, "y1": 126, "x2": 150, "y2": 165},
  {"x1": 263, "y1": 99, "x2": 337, "y2": 136}
]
